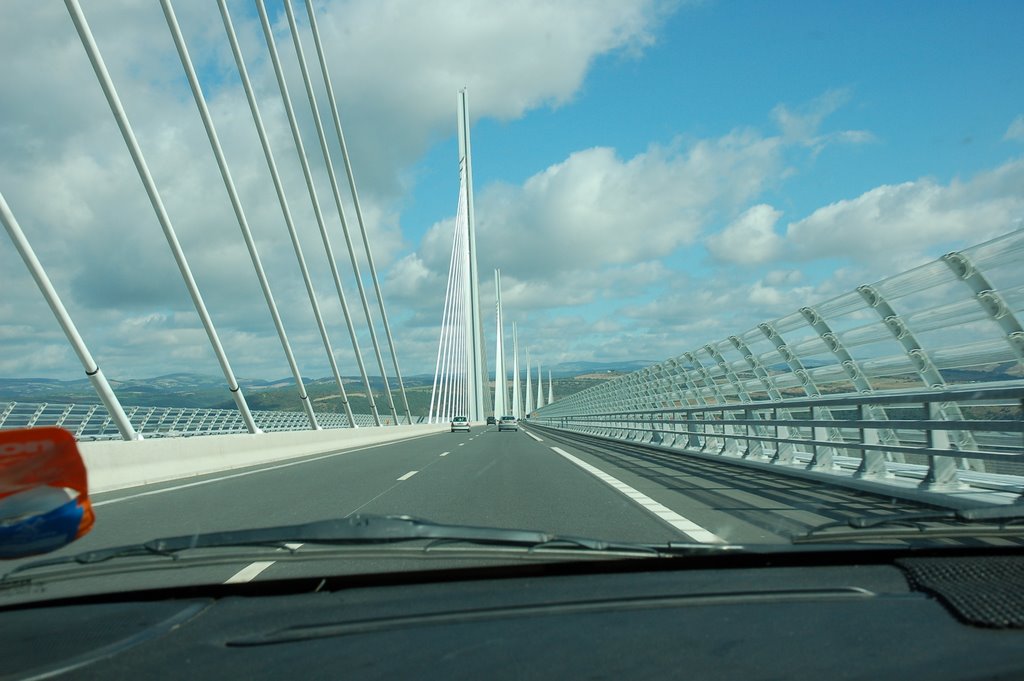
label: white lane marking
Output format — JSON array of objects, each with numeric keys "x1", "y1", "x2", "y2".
[
  {"x1": 549, "y1": 446, "x2": 725, "y2": 544},
  {"x1": 93, "y1": 431, "x2": 443, "y2": 507},
  {"x1": 458, "y1": 443, "x2": 465, "y2": 447},
  {"x1": 224, "y1": 561, "x2": 275, "y2": 584},
  {"x1": 223, "y1": 543, "x2": 305, "y2": 585},
  {"x1": 344, "y1": 455, "x2": 443, "y2": 516},
  {"x1": 440, "y1": 452, "x2": 449, "y2": 457},
  {"x1": 523, "y1": 429, "x2": 543, "y2": 442},
  {"x1": 397, "y1": 470, "x2": 418, "y2": 481}
]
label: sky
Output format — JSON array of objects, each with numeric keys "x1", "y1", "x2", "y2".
[{"x1": 1, "y1": 0, "x2": 1023, "y2": 384}]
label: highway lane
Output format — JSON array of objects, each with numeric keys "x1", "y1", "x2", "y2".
[
  {"x1": 2, "y1": 425, "x2": 689, "y2": 588},
  {"x1": 84, "y1": 425, "x2": 688, "y2": 547},
  {"x1": 2, "y1": 421, "x2": 939, "y2": 590},
  {"x1": 528, "y1": 423, "x2": 932, "y2": 542},
  {"x1": 344, "y1": 427, "x2": 688, "y2": 542}
]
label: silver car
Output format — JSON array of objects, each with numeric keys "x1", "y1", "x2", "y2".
[
  {"x1": 450, "y1": 416, "x2": 471, "y2": 433},
  {"x1": 497, "y1": 415, "x2": 518, "y2": 432}
]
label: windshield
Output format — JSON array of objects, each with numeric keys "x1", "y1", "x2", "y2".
[{"x1": 1, "y1": 1, "x2": 1023, "y2": 597}]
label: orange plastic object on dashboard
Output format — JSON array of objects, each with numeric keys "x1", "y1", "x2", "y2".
[{"x1": 0, "y1": 427, "x2": 94, "y2": 558}]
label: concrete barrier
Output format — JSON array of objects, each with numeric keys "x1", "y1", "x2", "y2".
[{"x1": 80, "y1": 425, "x2": 449, "y2": 494}]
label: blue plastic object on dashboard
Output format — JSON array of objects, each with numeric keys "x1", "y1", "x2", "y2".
[{"x1": 0, "y1": 427, "x2": 93, "y2": 559}]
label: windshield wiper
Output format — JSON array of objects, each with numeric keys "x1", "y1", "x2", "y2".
[
  {"x1": 4, "y1": 514, "x2": 686, "y2": 577},
  {"x1": 793, "y1": 505, "x2": 1024, "y2": 544}
]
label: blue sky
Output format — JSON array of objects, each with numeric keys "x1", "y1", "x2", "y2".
[
  {"x1": 420, "y1": 1, "x2": 1023, "y2": 208},
  {"x1": 1, "y1": 0, "x2": 1023, "y2": 383},
  {"x1": 400, "y1": 1, "x2": 1024, "y2": 358}
]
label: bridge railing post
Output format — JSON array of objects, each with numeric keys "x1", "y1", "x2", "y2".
[
  {"x1": 807, "y1": 405, "x2": 836, "y2": 471},
  {"x1": 920, "y1": 400, "x2": 963, "y2": 490},
  {"x1": 854, "y1": 403, "x2": 888, "y2": 479}
]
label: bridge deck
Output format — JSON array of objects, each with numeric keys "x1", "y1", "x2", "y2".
[{"x1": 8, "y1": 424, "x2": 1015, "y2": 587}]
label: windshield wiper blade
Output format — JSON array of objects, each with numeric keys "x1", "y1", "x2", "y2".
[
  {"x1": 3, "y1": 514, "x2": 669, "y2": 577},
  {"x1": 793, "y1": 506, "x2": 1024, "y2": 544}
]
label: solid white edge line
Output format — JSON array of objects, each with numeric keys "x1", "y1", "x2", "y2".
[
  {"x1": 549, "y1": 446, "x2": 725, "y2": 544},
  {"x1": 397, "y1": 470, "x2": 418, "y2": 481},
  {"x1": 224, "y1": 560, "x2": 275, "y2": 584},
  {"x1": 93, "y1": 431, "x2": 442, "y2": 507}
]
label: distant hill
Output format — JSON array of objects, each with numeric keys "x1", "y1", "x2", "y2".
[
  {"x1": 546, "y1": 360, "x2": 657, "y2": 376},
  {"x1": 0, "y1": 369, "x2": 619, "y2": 416},
  {"x1": 9, "y1": 360, "x2": 1012, "y2": 416}
]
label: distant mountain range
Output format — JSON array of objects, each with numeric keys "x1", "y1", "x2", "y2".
[
  {"x1": 0, "y1": 363, "x2": 651, "y2": 400},
  {"x1": 0, "y1": 372, "x2": 427, "y2": 410},
  {"x1": 4, "y1": 360, "x2": 1016, "y2": 414},
  {"x1": 543, "y1": 360, "x2": 657, "y2": 376},
  {"x1": 0, "y1": 366, "x2": 635, "y2": 413}
]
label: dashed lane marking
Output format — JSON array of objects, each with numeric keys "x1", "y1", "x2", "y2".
[
  {"x1": 397, "y1": 470, "x2": 418, "y2": 481},
  {"x1": 224, "y1": 561, "x2": 274, "y2": 584},
  {"x1": 549, "y1": 446, "x2": 725, "y2": 544},
  {"x1": 223, "y1": 543, "x2": 304, "y2": 584},
  {"x1": 523, "y1": 429, "x2": 543, "y2": 442}
]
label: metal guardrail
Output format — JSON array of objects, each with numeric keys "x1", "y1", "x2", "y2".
[
  {"x1": 533, "y1": 385, "x2": 1024, "y2": 497},
  {"x1": 0, "y1": 402, "x2": 423, "y2": 440},
  {"x1": 534, "y1": 229, "x2": 1024, "y2": 500}
]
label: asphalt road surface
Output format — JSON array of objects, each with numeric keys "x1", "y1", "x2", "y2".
[{"x1": 3, "y1": 423, "x2": 932, "y2": 588}]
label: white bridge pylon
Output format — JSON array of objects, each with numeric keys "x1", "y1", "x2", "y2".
[
  {"x1": 428, "y1": 89, "x2": 488, "y2": 423},
  {"x1": 493, "y1": 269, "x2": 508, "y2": 418}
]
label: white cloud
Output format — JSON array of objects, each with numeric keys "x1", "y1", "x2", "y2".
[
  {"x1": 383, "y1": 124, "x2": 789, "y2": 360},
  {"x1": 1006, "y1": 115, "x2": 1024, "y2": 142},
  {"x1": 771, "y1": 88, "x2": 876, "y2": 154},
  {"x1": 782, "y1": 159, "x2": 1024, "y2": 269},
  {"x1": 763, "y1": 269, "x2": 802, "y2": 286},
  {"x1": 472, "y1": 131, "x2": 784, "y2": 276},
  {"x1": 482, "y1": 148, "x2": 1024, "y2": 368},
  {"x1": 772, "y1": 89, "x2": 850, "y2": 142},
  {"x1": 3, "y1": 3, "x2": 1017, "y2": 385},
  {"x1": 705, "y1": 204, "x2": 783, "y2": 264},
  {"x1": 400, "y1": 123, "x2": 787, "y2": 346},
  {"x1": 383, "y1": 253, "x2": 440, "y2": 303},
  {"x1": 278, "y1": 0, "x2": 676, "y2": 199},
  {"x1": 0, "y1": 1, "x2": 673, "y2": 379},
  {"x1": 747, "y1": 279, "x2": 816, "y2": 312},
  {"x1": 395, "y1": 97, "x2": 1024, "y2": 371}
]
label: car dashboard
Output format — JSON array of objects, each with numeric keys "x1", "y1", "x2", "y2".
[{"x1": 2, "y1": 549, "x2": 1023, "y2": 680}]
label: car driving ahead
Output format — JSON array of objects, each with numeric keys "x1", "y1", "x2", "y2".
[
  {"x1": 450, "y1": 416, "x2": 471, "y2": 433},
  {"x1": 497, "y1": 415, "x2": 518, "y2": 431}
]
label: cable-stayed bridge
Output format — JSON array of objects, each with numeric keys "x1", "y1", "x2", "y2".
[{"x1": 1, "y1": 1, "x2": 1022, "y2": 576}]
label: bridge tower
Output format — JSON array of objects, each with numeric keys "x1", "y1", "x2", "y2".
[
  {"x1": 429, "y1": 90, "x2": 488, "y2": 423},
  {"x1": 511, "y1": 322, "x2": 521, "y2": 419},
  {"x1": 457, "y1": 89, "x2": 488, "y2": 422},
  {"x1": 493, "y1": 270, "x2": 508, "y2": 417},
  {"x1": 525, "y1": 350, "x2": 534, "y2": 415}
]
